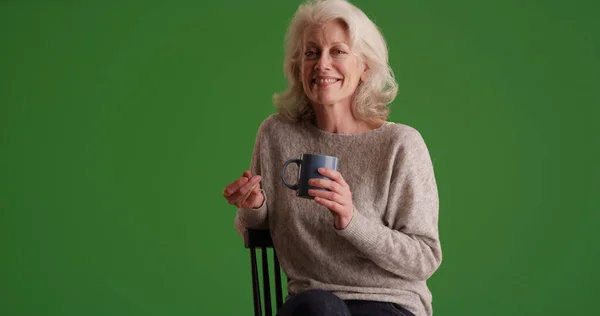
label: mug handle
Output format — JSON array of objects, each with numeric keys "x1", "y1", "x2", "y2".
[{"x1": 281, "y1": 158, "x2": 302, "y2": 190}]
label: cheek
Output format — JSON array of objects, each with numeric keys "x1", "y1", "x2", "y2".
[
  {"x1": 339, "y1": 69, "x2": 357, "y2": 85},
  {"x1": 344, "y1": 65, "x2": 362, "y2": 83},
  {"x1": 337, "y1": 63, "x2": 355, "y2": 78},
  {"x1": 301, "y1": 66, "x2": 313, "y2": 82}
]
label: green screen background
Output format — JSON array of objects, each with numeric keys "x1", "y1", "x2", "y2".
[{"x1": 1, "y1": 0, "x2": 598, "y2": 315}]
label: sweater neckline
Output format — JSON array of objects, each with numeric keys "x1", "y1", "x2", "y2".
[{"x1": 306, "y1": 120, "x2": 394, "y2": 137}]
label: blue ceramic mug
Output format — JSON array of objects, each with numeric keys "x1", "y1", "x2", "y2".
[{"x1": 281, "y1": 154, "x2": 339, "y2": 199}]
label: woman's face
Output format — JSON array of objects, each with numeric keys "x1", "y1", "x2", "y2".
[{"x1": 300, "y1": 21, "x2": 366, "y2": 108}]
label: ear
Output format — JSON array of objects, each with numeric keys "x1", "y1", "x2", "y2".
[{"x1": 360, "y1": 61, "x2": 369, "y2": 82}]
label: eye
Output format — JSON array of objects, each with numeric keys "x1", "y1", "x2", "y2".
[
  {"x1": 334, "y1": 49, "x2": 346, "y2": 55},
  {"x1": 304, "y1": 50, "x2": 318, "y2": 59}
]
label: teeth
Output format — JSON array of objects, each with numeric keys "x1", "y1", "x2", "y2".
[{"x1": 316, "y1": 78, "x2": 338, "y2": 83}]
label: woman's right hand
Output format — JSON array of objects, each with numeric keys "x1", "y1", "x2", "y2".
[{"x1": 223, "y1": 171, "x2": 264, "y2": 209}]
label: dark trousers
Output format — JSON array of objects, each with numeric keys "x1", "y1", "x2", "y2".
[{"x1": 276, "y1": 289, "x2": 416, "y2": 316}]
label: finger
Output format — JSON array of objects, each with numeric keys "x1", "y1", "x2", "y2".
[
  {"x1": 223, "y1": 177, "x2": 249, "y2": 197},
  {"x1": 318, "y1": 168, "x2": 348, "y2": 187},
  {"x1": 239, "y1": 189, "x2": 262, "y2": 209},
  {"x1": 226, "y1": 176, "x2": 255, "y2": 203},
  {"x1": 236, "y1": 182, "x2": 261, "y2": 208},
  {"x1": 236, "y1": 182, "x2": 259, "y2": 207},
  {"x1": 308, "y1": 189, "x2": 346, "y2": 204},
  {"x1": 308, "y1": 178, "x2": 342, "y2": 193},
  {"x1": 230, "y1": 181, "x2": 259, "y2": 205},
  {"x1": 314, "y1": 196, "x2": 344, "y2": 213},
  {"x1": 251, "y1": 182, "x2": 261, "y2": 194},
  {"x1": 230, "y1": 176, "x2": 261, "y2": 204},
  {"x1": 242, "y1": 170, "x2": 252, "y2": 179}
]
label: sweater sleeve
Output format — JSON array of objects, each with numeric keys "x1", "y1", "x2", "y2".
[
  {"x1": 233, "y1": 122, "x2": 270, "y2": 238},
  {"x1": 335, "y1": 128, "x2": 442, "y2": 281}
]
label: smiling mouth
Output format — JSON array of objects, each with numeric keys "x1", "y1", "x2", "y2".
[{"x1": 312, "y1": 78, "x2": 341, "y2": 86}]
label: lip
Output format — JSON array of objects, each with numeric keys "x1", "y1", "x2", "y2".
[
  {"x1": 314, "y1": 75, "x2": 341, "y2": 79},
  {"x1": 311, "y1": 76, "x2": 342, "y2": 87}
]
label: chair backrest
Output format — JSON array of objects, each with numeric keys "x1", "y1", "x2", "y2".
[{"x1": 244, "y1": 229, "x2": 285, "y2": 316}]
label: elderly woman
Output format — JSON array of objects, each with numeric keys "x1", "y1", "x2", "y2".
[{"x1": 222, "y1": 0, "x2": 441, "y2": 315}]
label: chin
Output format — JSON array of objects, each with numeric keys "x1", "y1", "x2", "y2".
[
  {"x1": 312, "y1": 94, "x2": 340, "y2": 106},
  {"x1": 313, "y1": 99, "x2": 337, "y2": 106}
]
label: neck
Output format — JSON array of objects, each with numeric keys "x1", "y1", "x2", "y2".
[{"x1": 312, "y1": 103, "x2": 384, "y2": 134}]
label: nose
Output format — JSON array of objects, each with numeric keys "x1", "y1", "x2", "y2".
[{"x1": 314, "y1": 52, "x2": 332, "y2": 71}]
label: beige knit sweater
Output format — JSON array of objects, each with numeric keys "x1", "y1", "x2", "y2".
[{"x1": 234, "y1": 114, "x2": 442, "y2": 316}]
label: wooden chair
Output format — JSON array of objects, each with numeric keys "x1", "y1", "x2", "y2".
[{"x1": 243, "y1": 229, "x2": 285, "y2": 316}]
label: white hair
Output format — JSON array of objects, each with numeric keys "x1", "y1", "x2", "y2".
[{"x1": 273, "y1": 0, "x2": 398, "y2": 122}]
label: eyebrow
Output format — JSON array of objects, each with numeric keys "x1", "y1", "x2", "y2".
[{"x1": 304, "y1": 41, "x2": 349, "y2": 48}]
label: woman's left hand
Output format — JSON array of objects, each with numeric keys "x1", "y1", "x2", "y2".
[{"x1": 308, "y1": 168, "x2": 354, "y2": 230}]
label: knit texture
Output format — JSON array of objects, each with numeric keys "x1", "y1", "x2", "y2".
[{"x1": 234, "y1": 114, "x2": 441, "y2": 316}]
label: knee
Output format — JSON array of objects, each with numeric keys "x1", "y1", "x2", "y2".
[{"x1": 278, "y1": 289, "x2": 348, "y2": 316}]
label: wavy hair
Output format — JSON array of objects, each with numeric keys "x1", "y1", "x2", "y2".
[{"x1": 273, "y1": 0, "x2": 398, "y2": 122}]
